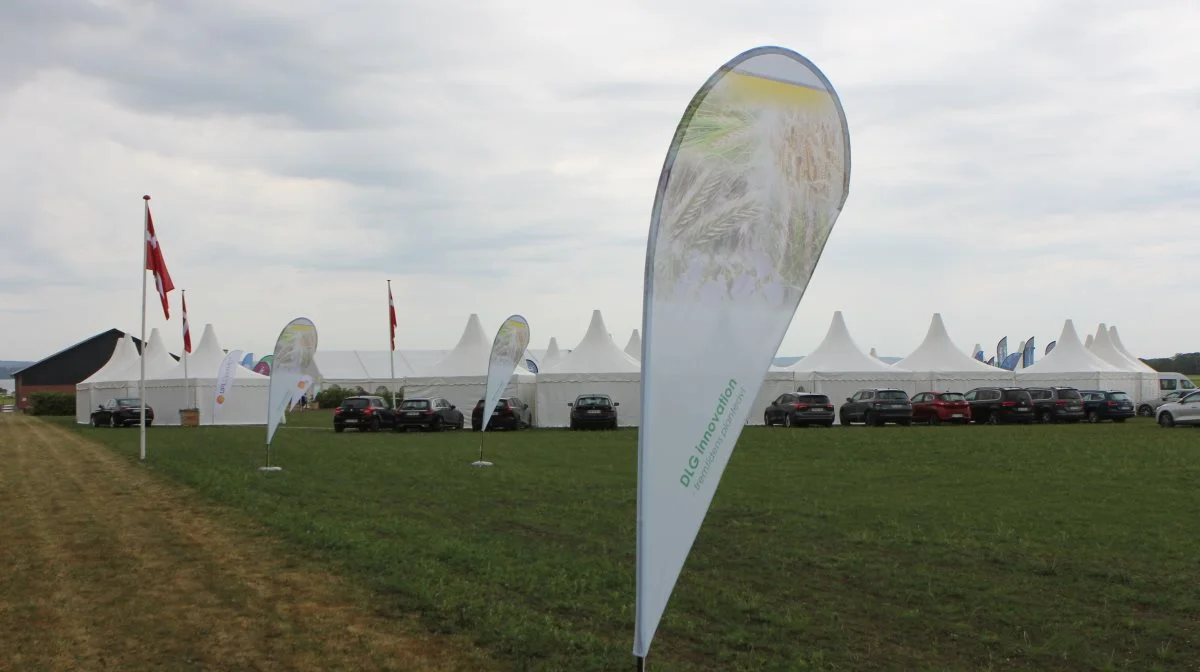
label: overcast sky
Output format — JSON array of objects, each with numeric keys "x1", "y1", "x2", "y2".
[{"x1": 1, "y1": 0, "x2": 1197, "y2": 363}]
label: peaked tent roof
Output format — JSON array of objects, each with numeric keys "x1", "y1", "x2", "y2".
[
  {"x1": 789, "y1": 312, "x2": 901, "y2": 372},
  {"x1": 540, "y1": 338, "x2": 564, "y2": 371},
  {"x1": 426, "y1": 314, "x2": 492, "y2": 376},
  {"x1": 1108, "y1": 326, "x2": 1157, "y2": 372},
  {"x1": 1088, "y1": 323, "x2": 1144, "y2": 372},
  {"x1": 624, "y1": 329, "x2": 642, "y2": 361},
  {"x1": 1018, "y1": 320, "x2": 1121, "y2": 373},
  {"x1": 1084, "y1": 333, "x2": 1094, "y2": 350},
  {"x1": 970, "y1": 343, "x2": 984, "y2": 359},
  {"x1": 547, "y1": 310, "x2": 640, "y2": 374},
  {"x1": 869, "y1": 347, "x2": 881, "y2": 360},
  {"x1": 81, "y1": 334, "x2": 141, "y2": 384},
  {"x1": 895, "y1": 314, "x2": 1002, "y2": 373},
  {"x1": 164, "y1": 324, "x2": 267, "y2": 380},
  {"x1": 113, "y1": 328, "x2": 177, "y2": 381}
]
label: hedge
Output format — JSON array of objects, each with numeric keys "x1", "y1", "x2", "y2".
[
  {"x1": 29, "y1": 392, "x2": 76, "y2": 416},
  {"x1": 315, "y1": 384, "x2": 404, "y2": 409}
]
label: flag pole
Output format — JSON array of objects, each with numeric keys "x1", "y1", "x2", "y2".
[
  {"x1": 139, "y1": 195, "x2": 150, "y2": 462},
  {"x1": 388, "y1": 279, "x2": 396, "y2": 408},
  {"x1": 182, "y1": 289, "x2": 189, "y2": 410}
]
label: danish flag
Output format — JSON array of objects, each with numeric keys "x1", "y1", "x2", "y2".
[
  {"x1": 144, "y1": 197, "x2": 175, "y2": 320},
  {"x1": 388, "y1": 283, "x2": 398, "y2": 351},
  {"x1": 181, "y1": 292, "x2": 192, "y2": 353}
]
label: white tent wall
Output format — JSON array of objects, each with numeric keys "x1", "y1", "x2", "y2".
[
  {"x1": 312, "y1": 350, "x2": 449, "y2": 394},
  {"x1": 1016, "y1": 319, "x2": 1137, "y2": 398},
  {"x1": 142, "y1": 376, "x2": 271, "y2": 425},
  {"x1": 745, "y1": 370, "x2": 798, "y2": 426},
  {"x1": 535, "y1": 372, "x2": 641, "y2": 427}
]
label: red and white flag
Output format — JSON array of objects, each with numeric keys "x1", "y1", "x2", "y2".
[
  {"x1": 145, "y1": 198, "x2": 175, "y2": 319},
  {"x1": 181, "y1": 292, "x2": 192, "y2": 353},
  {"x1": 388, "y1": 283, "x2": 398, "y2": 351}
]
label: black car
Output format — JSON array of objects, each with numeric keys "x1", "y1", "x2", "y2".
[
  {"x1": 471, "y1": 396, "x2": 532, "y2": 431},
  {"x1": 963, "y1": 387, "x2": 1035, "y2": 424},
  {"x1": 394, "y1": 397, "x2": 465, "y2": 431},
  {"x1": 333, "y1": 395, "x2": 395, "y2": 432},
  {"x1": 764, "y1": 392, "x2": 834, "y2": 427},
  {"x1": 839, "y1": 389, "x2": 913, "y2": 426},
  {"x1": 1079, "y1": 390, "x2": 1135, "y2": 423},
  {"x1": 1024, "y1": 386, "x2": 1085, "y2": 423},
  {"x1": 568, "y1": 394, "x2": 619, "y2": 430},
  {"x1": 91, "y1": 397, "x2": 154, "y2": 428}
]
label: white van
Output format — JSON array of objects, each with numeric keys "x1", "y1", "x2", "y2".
[{"x1": 1158, "y1": 372, "x2": 1197, "y2": 396}]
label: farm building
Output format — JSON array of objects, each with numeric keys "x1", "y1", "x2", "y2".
[{"x1": 11, "y1": 329, "x2": 152, "y2": 411}]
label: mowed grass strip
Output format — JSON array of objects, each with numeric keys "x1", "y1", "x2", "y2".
[{"x1": 64, "y1": 413, "x2": 1200, "y2": 671}]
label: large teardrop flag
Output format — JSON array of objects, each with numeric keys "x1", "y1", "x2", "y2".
[
  {"x1": 635, "y1": 46, "x2": 851, "y2": 661},
  {"x1": 473, "y1": 315, "x2": 531, "y2": 467},
  {"x1": 264, "y1": 318, "x2": 318, "y2": 471},
  {"x1": 213, "y1": 348, "x2": 244, "y2": 425}
]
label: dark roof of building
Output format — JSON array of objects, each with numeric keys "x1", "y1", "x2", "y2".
[{"x1": 12, "y1": 329, "x2": 176, "y2": 384}]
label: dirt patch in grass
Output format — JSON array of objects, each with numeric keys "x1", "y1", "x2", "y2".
[{"x1": 0, "y1": 414, "x2": 492, "y2": 671}]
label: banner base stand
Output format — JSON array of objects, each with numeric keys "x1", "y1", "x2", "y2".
[
  {"x1": 259, "y1": 466, "x2": 283, "y2": 472},
  {"x1": 471, "y1": 460, "x2": 494, "y2": 468}
]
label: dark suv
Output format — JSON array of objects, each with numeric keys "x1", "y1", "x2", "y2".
[
  {"x1": 333, "y1": 395, "x2": 395, "y2": 432},
  {"x1": 1079, "y1": 390, "x2": 1135, "y2": 423},
  {"x1": 963, "y1": 387, "x2": 1035, "y2": 424},
  {"x1": 839, "y1": 389, "x2": 913, "y2": 426},
  {"x1": 394, "y1": 397, "x2": 464, "y2": 431},
  {"x1": 764, "y1": 392, "x2": 834, "y2": 427},
  {"x1": 568, "y1": 394, "x2": 619, "y2": 430},
  {"x1": 1025, "y1": 387, "x2": 1085, "y2": 423},
  {"x1": 471, "y1": 396, "x2": 532, "y2": 431}
]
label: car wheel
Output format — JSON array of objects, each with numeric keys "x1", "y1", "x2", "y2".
[
  {"x1": 1039, "y1": 410, "x2": 1053, "y2": 424},
  {"x1": 1159, "y1": 412, "x2": 1175, "y2": 428},
  {"x1": 610, "y1": 419, "x2": 618, "y2": 430},
  {"x1": 839, "y1": 412, "x2": 850, "y2": 426},
  {"x1": 763, "y1": 412, "x2": 772, "y2": 427},
  {"x1": 928, "y1": 414, "x2": 940, "y2": 426},
  {"x1": 865, "y1": 411, "x2": 876, "y2": 427},
  {"x1": 987, "y1": 414, "x2": 999, "y2": 425},
  {"x1": 93, "y1": 417, "x2": 103, "y2": 428},
  {"x1": 110, "y1": 415, "x2": 119, "y2": 428},
  {"x1": 783, "y1": 414, "x2": 793, "y2": 428},
  {"x1": 1137, "y1": 405, "x2": 1153, "y2": 417},
  {"x1": 1086, "y1": 411, "x2": 1099, "y2": 423},
  {"x1": 431, "y1": 417, "x2": 443, "y2": 433}
]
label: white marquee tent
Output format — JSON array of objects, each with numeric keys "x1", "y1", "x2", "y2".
[
  {"x1": 75, "y1": 333, "x2": 140, "y2": 423},
  {"x1": 1016, "y1": 320, "x2": 1140, "y2": 399},
  {"x1": 312, "y1": 349, "x2": 448, "y2": 395},
  {"x1": 1109, "y1": 326, "x2": 1157, "y2": 373},
  {"x1": 536, "y1": 310, "x2": 640, "y2": 427},
  {"x1": 539, "y1": 338, "x2": 564, "y2": 372},
  {"x1": 624, "y1": 329, "x2": 642, "y2": 361},
  {"x1": 785, "y1": 311, "x2": 915, "y2": 424},
  {"x1": 1084, "y1": 333, "x2": 1094, "y2": 350},
  {"x1": 1085, "y1": 323, "x2": 1157, "y2": 404},
  {"x1": 894, "y1": 314, "x2": 1014, "y2": 391},
  {"x1": 402, "y1": 314, "x2": 536, "y2": 418},
  {"x1": 142, "y1": 324, "x2": 271, "y2": 425},
  {"x1": 76, "y1": 328, "x2": 178, "y2": 424}
]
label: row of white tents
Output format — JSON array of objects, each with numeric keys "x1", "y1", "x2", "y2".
[{"x1": 74, "y1": 310, "x2": 1160, "y2": 427}]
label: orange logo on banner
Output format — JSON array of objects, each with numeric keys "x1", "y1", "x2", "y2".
[{"x1": 216, "y1": 395, "x2": 225, "y2": 404}]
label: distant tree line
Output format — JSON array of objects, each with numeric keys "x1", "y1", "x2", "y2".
[{"x1": 1141, "y1": 353, "x2": 1200, "y2": 375}]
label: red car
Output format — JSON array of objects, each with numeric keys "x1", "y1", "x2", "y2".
[{"x1": 910, "y1": 391, "x2": 972, "y2": 425}]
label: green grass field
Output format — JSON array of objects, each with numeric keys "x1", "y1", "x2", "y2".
[{"x1": 59, "y1": 412, "x2": 1200, "y2": 671}]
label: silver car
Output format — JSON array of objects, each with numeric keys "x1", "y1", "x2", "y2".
[
  {"x1": 1155, "y1": 390, "x2": 1200, "y2": 427},
  {"x1": 1138, "y1": 390, "x2": 1188, "y2": 417}
]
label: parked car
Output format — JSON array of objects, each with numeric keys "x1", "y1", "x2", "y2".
[
  {"x1": 1024, "y1": 386, "x2": 1085, "y2": 423},
  {"x1": 1155, "y1": 390, "x2": 1200, "y2": 427},
  {"x1": 963, "y1": 387, "x2": 1035, "y2": 424},
  {"x1": 764, "y1": 392, "x2": 834, "y2": 427},
  {"x1": 91, "y1": 397, "x2": 154, "y2": 428},
  {"x1": 1078, "y1": 390, "x2": 1135, "y2": 423},
  {"x1": 1138, "y1": 390, "x2": 1187, "y2": 417},
  {"x1": 333, "y1": 395, "x2": 395, "y2": 432},
  {"x1": 471, "y1": 396, "x2": 532, "y2": 431},
  {"x1": 395, "y1": 397, "x2": 464, "y2": 431},
  {"x1": 568, "y1": 394, "x2": 619, "y2": 429},
  {"x1": 909, "y1": 391, "x2": 971, "y2": 424},
  {"x1": 839, "y1": 389, "x2": 913, "y2": 426}
]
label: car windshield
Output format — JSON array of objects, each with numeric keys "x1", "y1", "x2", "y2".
[
  {"x1": 400, "y1": 400, "x2": 430, "y2": 410},
  {"x1": 877, "y1": 391, "x2": 908, "y2": 401},
  {"x1": 576, "y1": 396, "x2": 611, "y2": 407},
  {"x1": 1003, "y1": 390, "x2": 1030, "y2": 402},
  {"x1": 1056, "y1": 389, "x2": 1081, "y2": 400},
  {"x1": 798, "y1": 395, "x2": 830, "y2": 404},
  {"x1": 342, "y1": 398, "x2": 370, "y2": 409},
  {"x1": 116, "y1": 398, "x2": 142, "y2": 407},
  {"x1": 937, "y1": 393, "x2": 965, "y2": 402},
  {"x1": 1026, "y1": 390, "x2": 1050, "y2": 400},
  {"x1": 1108, "y1": 392, "x2": 1131, "y2": 401},
  {"x1": 1183, "y1": 379, "x2": 1197, "y2": 390}
]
